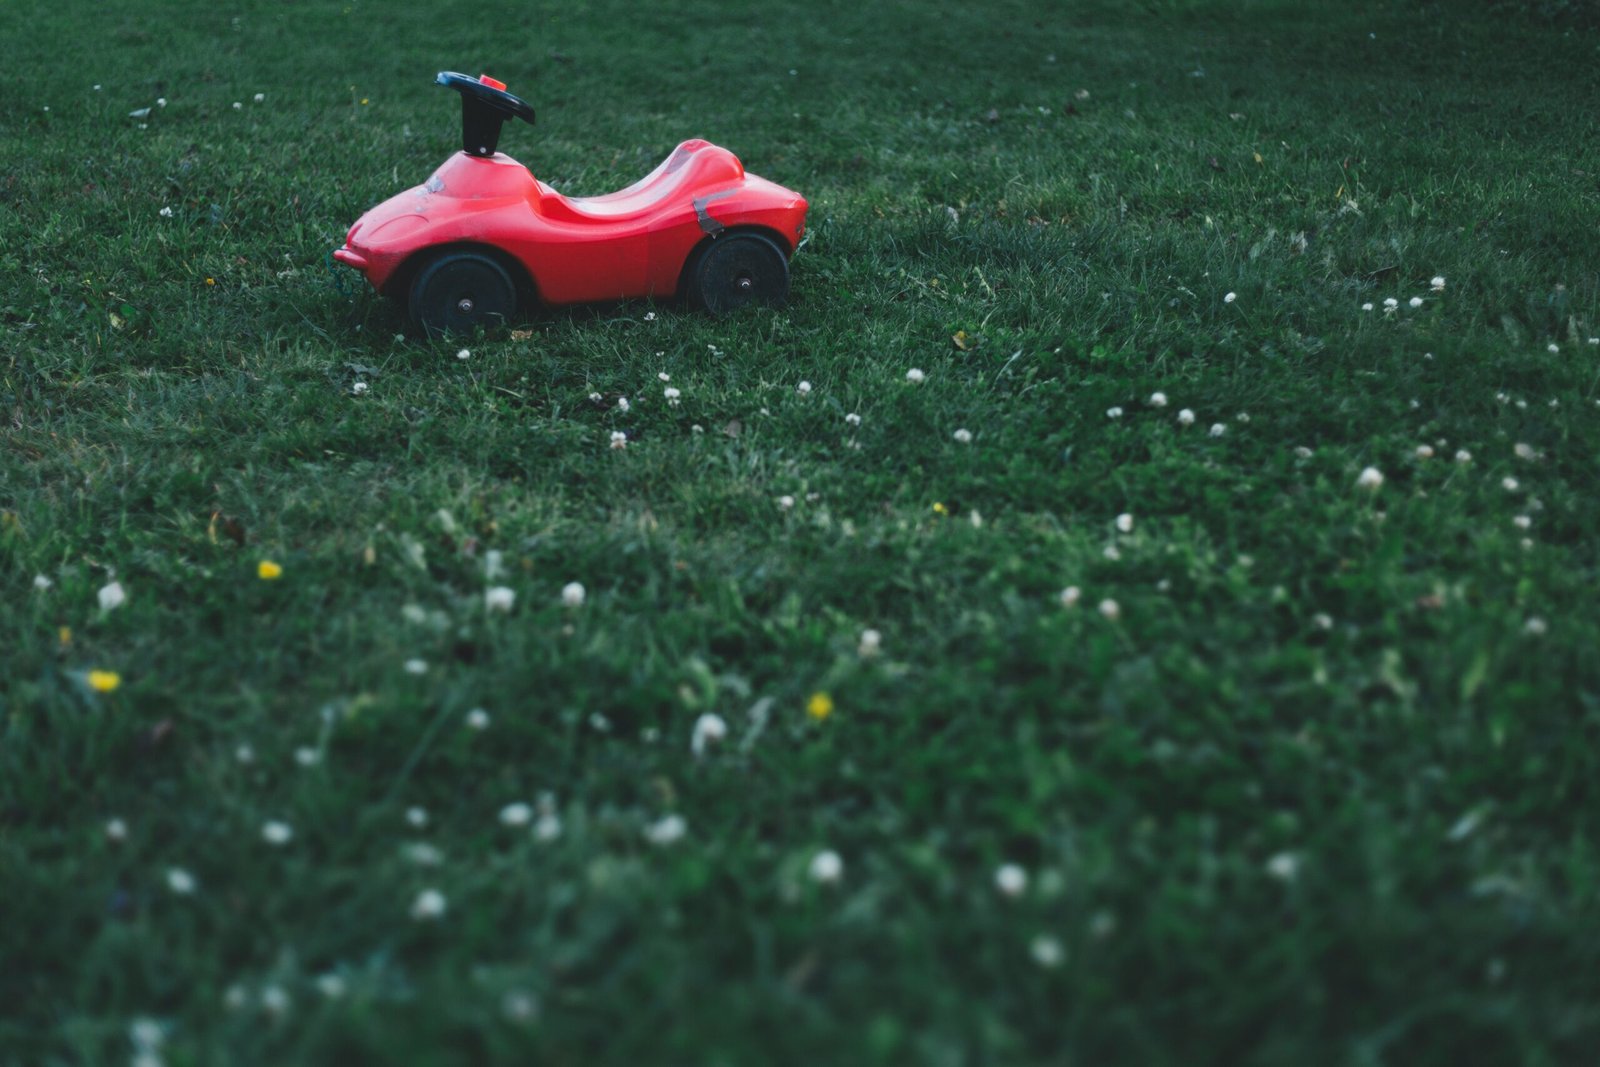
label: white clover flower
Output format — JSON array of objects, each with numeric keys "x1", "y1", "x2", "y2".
[
  {"x1": 534, "y1": 811, "x2": 562, "y2": 842},
  {"x1": 159, "y1": 206, "x2": 173, "y2": 218},
  {"x1": 235, "y1": 743, "x2": 255, "y2": 763},
  {"x1": 485, "y1": 586, "x2": 515, "y2": 613},
  {"x1": 261, "y1": 821, "x2": 293, "y2": 846},
  {"x1": 403, "y1": 658, "x2": 428, "y2": 675},
  {"x1": 1236, "y1": 412, "x2": 1251, "y2": 423},
  {"x1": 1148, "y1": 391, "x2": 1168, "y2": 407},
  {"x1": 1105, "y1": 406, "x2": 1123, "y2": 419},
  {"x1": 1265, "y1": 852, "x2": 1299, "y2": 882},
  {"x1": 1408, "y1": 296, "x2": 1423, "y2": 308},
  {"x1": 157, "y1": 97, "x2": 167, "y2": 107},
  {"x1": 351, "y1": 381, "x2": 368, "y2": 395},
  {"x1": 1178, "y1": 408, "x2": 1196, "y2": 426},
  {"x1": 691, "y1": 712, "x2": 728, "y2": 757},
  {"x1": 1415, "y1": 445, "x2": 1434, "y2": 459},
  {"x1": 1102, "y1": 545, "x2": 1121, "y2": 561},
  {"x1": 294, "y1": 746, "x2": 321, "y2": 767},
  {"x1": 1224, "y1": 291, "x2": 1237, "y2": 304},
  {"x1": 845, "y1": 412, "x2": 861, "y2": 426},
  {"x1": 499, "y1": 802, "x2": 533, "y2": 827},
  {"x1": 644, "y1": 813, "x2": 688, "y2": 846},
  {"x1": 502, "y1": 989, "x2": 540, "y2": 1024},
  {"x1": 1030, "y1": 934, "x2": 1065, "y2": 968},
  {"x1": 609, "y1": 430, "x2": 628, "y2": 450},
  {"x1": 33, "y1": 574, "x2": 52, "y2": 591},
  {"x1": 1513, "y1": 515, "x2": 1531, "y2": 529},
  {"x1": 1501, "y1": 476, "x2": 1519, "y2": 492},
  {"x1": 1312, "y1": 612, "x2": 1334, "y2": 630},
  {"x1": 1547, "y1": 344, "x2": 1559, "y2": 354},
  {"x1": 1059, "y1": 586, "x2": 1081, "y2": 608},
  {"x1": 1098, "y1": 598, "x2": 1121, "y2": 621},
  {"x1": 1430, "y1": 275, "x2": 1446, "y2": 291},
  {"x1": 797, "y1": 380, "x2": 812, "y2": 395},
  {"x1": 1115, "y1": 512, "x2": 1134, "y2": 533},
  {"x1": 405, "y1": 806, "x2": 429, "y2": 828},
  {"x1": 808, "y1": 849, "x2": 843, "y2": 884},
  {"x1": 232, "y1": 101, "x2": 243, "y2": 110},
  {"x1": 166, "y1": 867, "x2": 197, "y2": 894},
  {"x1": 105, "y1": 817, "x2": 128, "y2": 842},
  {"x1": 1361, "y1": 302, "x2": 1374, "y2": 312},
  {"x1": 1383, "y1": 297, "x2": 1399, "y2": 311},
  {"x1": 402, "y1": 841, "x2": 442, "y2": 865},
  {"x1": 315, "y1": 974, "x2": 347, "y2": 999},
  {"x1": 994, "y1": 863, "x2": 1029, "y2": 897},
  {"x1": 858, "y1": 628, "x2": 882, "y2": 657},
  {"x1": 130, "y1": 1018, "x2": 164, "y2": 1050},
  {"x1": 1513, "y1": 442, "x2": 1536, "y2": 460},
  {"x1": 953, "y1": 428, "x2": 973, "y2": 443},
  {"x1": 1208, "y1": 423, "x2": 1226, "y2": 437},
  {"x1": 253, "y1": 92, "x2": 265, "y2": 103},
  {"x1": 656, "y1": 372, "x2": 670, "y2": 383},
  {"x1": 260, "y1": 985, "x2": 290, "y2": 1015},
  {"x1": 1294, "y1": 445, "x2": 1313, "y2": 458},
  {"x1": 906, "y1": 367, "x2": 926, "y2": 384},
  {"x1": 556, "y1": 581, "x2": 585, "y2": 609},
  {"x1": 465, "y1": 707, "x2": 490, "y2": 730},
  {"x1": 455, "y1": 348, "x2": 470, "y2": 361},
  {"x1": 1524, "y1": 617, "x2": 1548, "y2": 636},
  {"x1": 98, "y1": 581, "x2": 126, "y2": 612},
  {"x1": 664, "y1": 386, "x2": 681, "y2": 406},
  {"x1": 410, "y1": 888, "x2": 447, "y2": 920},
  {"x1": 1455, "y1": 449, "x2": 1472, "y2": 464},
  {"x1": 778, "y1": 495, "x2": 795, "y2": 510},
  {"x1": 616, "y1": 396, "x2": 630, "y2": 412},
  {"x1": 1356, "y1": 466, "x2": 1384, "y2": 490}
]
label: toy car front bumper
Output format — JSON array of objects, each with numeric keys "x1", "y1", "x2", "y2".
[{"x1": 332, "y1": 247, "x2": 369, "y2": 271}]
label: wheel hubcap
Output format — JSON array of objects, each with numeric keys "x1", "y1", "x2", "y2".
[
  {"x1": 457, "y1": 298, "x2": 475, "y2": 314},
  {"x1": 736, "y1": 275, "x2": 753, "y2": 293}
]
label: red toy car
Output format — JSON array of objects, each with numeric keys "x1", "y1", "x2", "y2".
[{"x1": 334, "y1": 72, "x2": 808, "y2": 334}]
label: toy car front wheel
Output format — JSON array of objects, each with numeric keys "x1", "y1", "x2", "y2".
[
  {"x1": 408, "y1": 251, "x2": 517, "y2": 337},
  {"x1": 682, "y1": 232, "x2": 789, "y2": 315}
]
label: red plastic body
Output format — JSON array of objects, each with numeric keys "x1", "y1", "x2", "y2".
[{"x1": 334, "y1": 139, "x2": 808, "y2": 307}]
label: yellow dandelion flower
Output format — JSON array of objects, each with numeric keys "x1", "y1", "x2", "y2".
[
  {"x1": 88, "y1": 670, "x2": 121, "y2": 693},
  {"x1": 205, "y1": 277, "x2": 215, "y2": 286},
  {"x1": 59, "y1": 625, "x2": 72, "y2": 647},
  {"x1": 932, "y1": 501, "x2": 948, "y2": 516},
  {"x1": 807, "y1": 691, "x2": 834, "y2": 721},
  {"x1": 258, "y1": 560, "x2": 284, "y2": 580}
]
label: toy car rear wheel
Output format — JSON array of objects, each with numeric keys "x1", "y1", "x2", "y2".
[
  {"x1": 408, "y1": 251, "x2": 517, "y2": 337},
  {"x1": 683, "y1": 232, "x2": 789, "y2": 315}
]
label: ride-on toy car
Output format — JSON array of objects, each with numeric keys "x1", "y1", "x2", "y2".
[{"x1": 333, "y1": 72, "x2": 808, "y2": 334}]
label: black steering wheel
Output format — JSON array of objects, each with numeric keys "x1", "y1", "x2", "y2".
[{"x1": 436, "y1": 71, "x2": 535, "y2": 157}]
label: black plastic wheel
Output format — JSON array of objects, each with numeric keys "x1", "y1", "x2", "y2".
[
  {"x1": 682, "y1": 232, "x2": 789, "y2": 315},
  {"x1": 408, "y1": 251, "x2": 517, "y2": 337}
]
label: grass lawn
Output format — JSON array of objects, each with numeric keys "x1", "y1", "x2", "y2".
[{"x1": 4, "y1": 0, "x2": 1600, "y2": 1062}]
